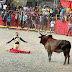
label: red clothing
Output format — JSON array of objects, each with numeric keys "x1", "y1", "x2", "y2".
[{"x1": 10, "y1": 48, "x2": 30, "y2": 53}]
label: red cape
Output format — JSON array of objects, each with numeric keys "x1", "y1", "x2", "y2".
[{"x1": 10, "y1": 48, "x2": 30, "y2": 53}]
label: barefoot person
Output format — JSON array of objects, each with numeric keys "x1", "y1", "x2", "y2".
[{"x1": 6, "y1": 32, "x2": 27, "y2": 50}]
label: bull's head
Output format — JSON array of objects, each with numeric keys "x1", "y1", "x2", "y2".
[{"x1": 39, "y1": 33, "x2": 53, "y2": 46}]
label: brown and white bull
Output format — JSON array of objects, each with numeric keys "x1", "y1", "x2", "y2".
[{"x1": 39, "y1": 33, "x2": 71, "y2": 64}]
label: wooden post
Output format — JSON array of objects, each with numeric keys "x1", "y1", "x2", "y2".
[{"x1": 56, "y1": 14, "x2": 57, "y2": 20}]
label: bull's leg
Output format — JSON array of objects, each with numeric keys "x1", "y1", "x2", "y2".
[
  {"x1": 68, "y1": 52, "x2": 70, "y2": 64},
  {"x1": 64, "y1": 56, "x2": 67, "y2": 65},
  {"x1": 68, "y1": 56, "x2": 70, "y2": 64},
  {"x1": 70, "y1": 30, "x2": 71, "y2": 36},
  {"x1": 48, "y1": 51, "x2": 52, "y2": 62},
  {"x1": 64, "y1": 52, "x2": 67, "y2": 65}
]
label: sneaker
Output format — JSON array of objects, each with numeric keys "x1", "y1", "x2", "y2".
[{"x1": 66, "y1": 35, "x2": 68, "y2": 36}]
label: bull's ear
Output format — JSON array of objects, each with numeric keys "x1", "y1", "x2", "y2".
[
  {"x1": 39, "y1": 36, "x2": 41, "y2": 38},
  {"x1": 48, "y1": 35, "x2": 53, "y2": 38}
]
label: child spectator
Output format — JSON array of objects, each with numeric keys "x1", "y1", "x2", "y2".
[
  {"x1": 1, "y1": 10, "x2": 5, "y2": 25},
  {"x1": 19, "y1": 13, "x2": 22, "y2": 28},
  {"x1": 7, "y1": 15, "x2": 11, "y2": 29}
]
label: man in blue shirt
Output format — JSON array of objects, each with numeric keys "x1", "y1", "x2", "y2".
[
  {"x1": 19, "y1": 13, "x2": 23, "y2": 28},
  {"x1": 0, "y1": 3, "x2": 2, "y2": 10},
  {"x1": 7, "y1": 15, "x2": 11, "y2": 28},
  {"x1": 60, "y1": 8, "x2": 66, "y2": 21}
]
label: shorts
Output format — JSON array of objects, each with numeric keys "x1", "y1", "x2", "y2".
[
  {"x1": 2, "y1": 19, "x2": 5, "y2": 22},
  {"x1": 68, "y1": 25, "x2": 72, "y2": 32},
  {"x1": 7, "y1": 22, "x2": 10, "y2": 26},
  {"x1": 15, "y1": 19, "x2": 18, "y2": 23},
  {"x1": 20, "y1": 20, "x2": 23, "y2": 24},
  {"x1": 14, "y1": 44, "x2": 20, "y2": 50},
  {"x1": 32, "y1": 20, "x2": 35, "y2": 24}
]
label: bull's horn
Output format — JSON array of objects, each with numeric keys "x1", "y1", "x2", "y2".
[
  {"x1": 45, "y1": 33, "x2": 47, "y2": 36},
  {"x1": 44, "y1": 32, "x2": 48, "y2": 36},
  {"x1": 39, "y1": 32, "x2": 42, "y2": 35}
]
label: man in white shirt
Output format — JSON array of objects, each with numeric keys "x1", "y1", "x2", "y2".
[
  {"x1": 42, "y1": 7, "x2": 46, "y2": 13},
  {"x1": 50, "y1": 19, "x2": 55, "y2": 33},
  {"x1": 67, "y1": 21, "x2": 72, "y2": 36},
  {"x1": 3, "y1": 3, "x2": 7, "y2": 10},
  {"x1": 23, "y1": 14, "x2": 27, "y2": 28},
  {"x1": 23, "y1": 6, "x2": 28, "y2": 11}
]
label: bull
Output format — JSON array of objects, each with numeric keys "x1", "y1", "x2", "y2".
[{"x1": 39, "y1": 33, "x2": 71, "y2": 64}]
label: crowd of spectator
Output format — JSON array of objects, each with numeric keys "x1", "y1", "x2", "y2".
[
  {"x1": 0, "y1": 2, "x2": 63, "y2": 32},
  {"x1": 60, "y1": 5, "x2": 72, "y2": 22}
]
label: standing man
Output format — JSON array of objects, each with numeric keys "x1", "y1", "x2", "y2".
[
  {"x1": 15, "y1": 12, "x2": 18, "y2": 27},
  {"x1": 31, "y1": 13, "x2": 36, "y2": 28},
  {"x1": 26, "y1": 16, "x2": 31, "y2": 30},
  {"x1": 23, "y1": 13, "x2": 27, "y2": 28},
  {"x1": 0, "y1": 2, "x2": 2, "y2": 11},
  {"x1": 41, "y1": 15, "x2": 48, "y2": 31},
  {"x1": 66, "y1": 21, "x2": 72, "y2": 36},
  {"x1": 69, "y1": 8, "x2": 72, "y2": 21},
  {"x1": 7, "y1": 15, "x2": 11, "y2": 29},
  {"x1": 50, "y1": 19, "x2": 55, "y2": 34},
  {"x1": 35, "y1": 16, "x2": 40, "y2": 31},
  {"x1": 19, "y1": 13, "x2": 22, "y2": 28}
]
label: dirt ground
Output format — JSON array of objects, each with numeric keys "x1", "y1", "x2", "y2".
[{"x1": 0, "y1": 28, "x2": 72, "y2": 72}]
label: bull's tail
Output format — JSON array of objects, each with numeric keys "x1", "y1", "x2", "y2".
[
  {"x1": 67, "y1": 41, "x2": 71, "y2": 51},
  {"x1": 62, "y1": 41, "x2": 71, "y2": 51},
  {"x1": 63, "y1": 41, "x2": 71, "y2": 64}
]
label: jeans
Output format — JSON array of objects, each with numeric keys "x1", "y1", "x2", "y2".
[{"x1": 60, "y1": 12, "x2": 64, "y2": 21}]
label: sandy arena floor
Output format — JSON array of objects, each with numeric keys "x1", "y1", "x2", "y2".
[{"x1": 0, "y1": 28, "x2": 72, "y2": 72}]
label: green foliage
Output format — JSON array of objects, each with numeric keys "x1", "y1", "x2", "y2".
[
  {"x1": 12, "y1": 1, "x2": 21, "y2": 8},
  {"x1": 38, "y1": 0, "x2": 60, "y2": 1}
]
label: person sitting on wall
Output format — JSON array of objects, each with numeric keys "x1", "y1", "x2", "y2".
[
  {"x1": 60, "y1": 8, "x2": 66, "y2": 21},
  {"x1": 66, "y1": 5, "x2": 71, "y2": 21}
]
